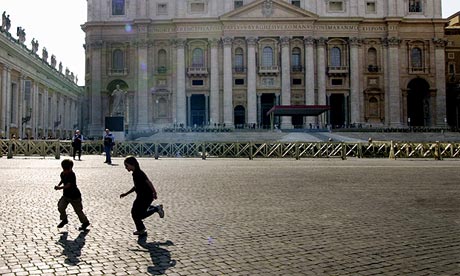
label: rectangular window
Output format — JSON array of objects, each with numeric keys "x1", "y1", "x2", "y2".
[
  {"x1": 331, "y1": 79, "x2": 343, "y2": 86},
  {"x1": 366, "y1": 2, "x2": 376, "y2": 13},
  {"x1": 292, "y1": 78, "x2": 302, "y2": 85},
  {"x1": 234, "y1": 0, "x2": 243, "y2": 9},
  {"x1": 449, "y1": 63, "x2": 456, "y2": 74},
  {"x1": 157, "y1": 3, "x2": 168, "y2": 15},
  {"x1": 192, "y1": 79, "x2": 204, "y2": 86},
  {"x1": 235, "y1": 79, "x2": 245, "y2": 85},
  {"x1": 448, "y1": 53, "x2": 455, "y2": 59},
  {"x1": 112, "y1": 0, "x2": 125, "y2": 15},
  {"x1": 191, "y1": 3, "x2": 205, "y2": 13},
  {"x1": 328, "y1": 1, "x2": 343, "y2": 12},
  {"x1": 291, "y1": 0, "x2": 301, "y2": 7},
  {"x1": 409, "y1": 0, "x2": 422, "y2": 12}
]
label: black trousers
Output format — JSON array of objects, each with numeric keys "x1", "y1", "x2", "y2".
[
  {"x1": 73, "y1": 145, "x2": 82, "y2": 159},
  {"x1": 131, "y1": 196, "x2": 157, "y2": 231}
]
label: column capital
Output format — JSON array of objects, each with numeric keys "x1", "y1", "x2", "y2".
[
  {"x1": 383, "y1": 37, "x2": 401, "y2": 47},
  {"x1": 316, "y1": 37, "x2": 327, "y2": 46},
  {"x1": 349, "y1": 37, "x2": 362, "y2": 47},
  {"x1": 246, "y1": 37, "x2": 258, "y2": 46},
  {"x1": 222, "y1": 36, "x2": 233, "y2": 47},
  {"x1": 280, "y1": 36, "x2": 290, "y2": 47},
  {"x1": 304, "y1": 36, "x2": 315, "y2": 46},
  {"x1": 209, "y1": 38, "x2": 220, "y2": 48},
  {"x1": 432, "y1": 38, "x2": 448, "y2": 48},
  {"x1": 174, "y1": 38, "x2": 186, "y2": 49}
]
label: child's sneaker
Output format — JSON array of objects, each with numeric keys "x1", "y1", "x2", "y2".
[
  {"x1": 79, "y1": 222, "x2": 90, "y2": 231},
  {"x1": 57, "y1": 219, "x2": 68, "y2": 228},
  {"x1": 133, "y1": 229, "x2": 146, "y2": 235},
  {"x1": 157, "y1": 204, "x2": 165, "y2": 218}
]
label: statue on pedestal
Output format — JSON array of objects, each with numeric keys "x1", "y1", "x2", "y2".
[{"x1": 111, "y1": 84, "x2": 127, "y2": 116}]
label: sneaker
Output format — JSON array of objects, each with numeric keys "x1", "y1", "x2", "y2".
[
  {"x1": 157, "y1": 204, "x2": 164, "y2": 218},
  {"x1": 57, "y1": 219, "x2": 68, "y2": 228},
  {"x1": 133, "y1": 229, "x2": 146, "y2": 235},
  {"x1": 79, "y1": 222, "x2": 90, "y2": 231}
]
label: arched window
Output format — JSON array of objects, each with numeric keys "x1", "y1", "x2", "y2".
[
  {"x1": 192, "y1": 48, "x2": 204, "y2": 67},
  {"x1": 262, "y1": 46, "x2": 273, "y2": 67},
  {"x1": 112, "y1": 0, "x2": 125, "y2": 15},
  {"x1": 158, "y1": 49, "x2": 167, "y2": 67},
  {"x1": 112, "y1": 49, "x2": 124, "y2": 70},
  {"x1": 369, "y1": 97, "x2": 379, "y2": 117},
  {"x1": 330, "y1": 47, "x2": 341, "y2": 67},
  {"x1": 291, "y1": 47, "x2": 301, "y2": 71},
  {"x1": 234, "y1": 48, "x2": 244, "y2": 71},
  {"x1": 411, "y1": 47, "x2": 422, "y2": 68}
]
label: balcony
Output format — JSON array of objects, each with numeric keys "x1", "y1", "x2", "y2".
[
  {"x1": 409, "y1": 67, "x2": 427, "y2": 74},
  {"x1": 367, "y1": 65, "x2": 380, "y2": 73},
  {"x1": 109, "y1": 68, "x2": 128, "y2": 76},
  {"x1": 291, "y1": 65, "x2": 303, "y2": 73},
  {"x1": 233, "y1": 66, "x2": 247, "y2": 74},
  {"x1": 258, "y1": 65, "x2": 279, "y2": 75},
  {"x1": 327, "y1": 66, "x2": 348, "y2": 75},
  {"x1": 187, "y1": 67, "x2": 208, "y2": 77},
  {"x1": 157, "y1": 66, "x2": 168, "y2": 74}
]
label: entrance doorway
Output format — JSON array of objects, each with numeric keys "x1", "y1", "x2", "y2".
[
  {"x1": 190, "y1": 94, "x2": 206, "y2": 126},
  {"x1": 261, "y1": 93, "x2": 276, "y2": 128},
  {"x1": 330, "y1": 94, "x2": 346, "y2": 128},
  {"x1": 407, "y1": 78, "x2": 430, "y2": 127},
  {"x1": 234, "y1": 105, "x2": 245, "y2": 128}
]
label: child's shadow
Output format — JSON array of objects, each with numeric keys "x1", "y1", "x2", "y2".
[
  {"x1": 134, "y1": 235, "x2": 176, "y2": 275},
  {"x1": 56, "y1": 231, "x2": 88, "y2": 265}
]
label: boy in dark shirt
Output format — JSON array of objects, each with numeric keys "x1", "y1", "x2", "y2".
[{"x1": 54, "y1": 159, "x2": 90, "y2": 231}]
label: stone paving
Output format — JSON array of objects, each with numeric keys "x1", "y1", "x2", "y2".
[{"x1": 0, "y1": 155, "x2": 460, "y2": 275}]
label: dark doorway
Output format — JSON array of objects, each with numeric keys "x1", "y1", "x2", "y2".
[
  {"x1": 234, "y1": 105, "x2": 245, "y2": 128},
  {"x1": 292, "y1": 115, "x2": 303, "y2": 128},
  {"x1": 261, "y1": 93, "x2": 276, "y2": 128},
  {"x1": 330, "y1": 94, "x2": 346, "y2": 127},
  {"x1": 190, "y1": 94, "x2": 206, "y2": 126},
  {"x1": 407, "y1": 78, "x2": 430, "y2": 127},
  {"x1": 446, "y1": 84, "x2": 460, "y2": 128}
]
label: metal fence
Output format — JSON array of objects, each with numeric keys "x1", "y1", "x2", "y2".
[{"x1": 1, "y1": 139, "x2": 459, "y2": 160}]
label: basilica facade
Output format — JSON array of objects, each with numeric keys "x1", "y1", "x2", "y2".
[{"x1": 83, "y1": 0, "x2": 447, "y2": 137}]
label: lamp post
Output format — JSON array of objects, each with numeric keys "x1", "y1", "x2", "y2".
[
  {"x1": 407, "y1": 117, "x2": 411, "y2": 130},
  {"x1": 21, "y1": 107, "x2": 32, "y2": 139}
]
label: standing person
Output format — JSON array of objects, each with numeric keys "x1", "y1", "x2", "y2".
[
  {"x1": 72, "y1": 130, "x2": 83, "y2": 161},
  {"x1": 103, "y1": 129, "x2": 114, "y2": 164},
  {"x1": 54, "y1": 159, "x2": 90, "y2": 231},
  {"x1": 120, "y1": 156, "x2": 164, "y2": 235}
]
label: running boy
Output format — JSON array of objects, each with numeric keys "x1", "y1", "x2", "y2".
[
  {"x1": 54, "y1": 159, "x2": 90, "y2": 231},
  {"x1": 120, "y1": 156, "x2": 164, "y2": 235}
]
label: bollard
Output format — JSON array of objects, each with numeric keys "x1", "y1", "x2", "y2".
[
  {"x1": 55, "y1": 140, "x2": 60, "y2": 159},
  {"x1": 7, "y1": 140, "x2": 13, "y2": 159},
  {"x1": 341, "y1": 143, "x2": 346, "y2": 160},
  {"x1": 389, "y1": 140, "x2": 395, "y2": 160},
  {"x1": 201, "y1": 143, "x2": 206, "y2": 160},
  {"x1": 434, "y1": 141, "x2": 441, "y2": 161},
  {"x1": 295, "y1": 143, "x2": 299, "y2": 160},
  {"x1": 154, "y1": 143, "x2": 159, "y2": 160},
  {"x1": 249, "y1": 142, "x2": 253, "y2": 160}
]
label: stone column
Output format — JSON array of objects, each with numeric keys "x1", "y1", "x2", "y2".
[
  {"x1": 1, "y1": 67, "x2": 9, "y2": 136},
  {"x1": 44, "y1": 89, "x2": 49, "y2": 138},
  {"x1": 88, "y1": 41, "x2": 103, "y2": 136},
  {"x1": 317, "y1": 38, "x2": 327, "y2": 126},
  {"x1": 433, "y1": 38, "x2": 447, "y2": 126},
  {"x1": 280, "y1": 36, "x2": 293, "y2": 129},
  {"x1": 304, "y1": 37, "x2": 315, "y2": 126},
  {"x1": 386, "y1": 37, "x2": 402, "y2": 126},
  {"x1": 257, "y1": 94, "x2": 261, "y2": 126},
  {"x1": 187, "y1": 95, "x2": 191, "y2": 127},
  {"x1": 5, "y1": 67, "x2": 11, "y2": 137},
  {"x1": 175, "y1": 39, "x2": 187, "y2": 126},
  {"x1": 136, "y1": 38, "x2": 149, "y2": 131},
  {"x1": 222, "y1": 37, "x2": 234, "y2": 127},
  {"x1": 349, "y1": 37, "x2": 361, "y2": 125},
  {"x1": 209, "y1": 38, "x2": 220, "y2": 126},
  {"x1": 247, "y1": 37, "x2": 257, "y2": 126}
]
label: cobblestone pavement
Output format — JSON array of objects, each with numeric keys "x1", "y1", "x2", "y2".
[{"x1": 0, "y1": 156, "x2": 459, "y2": 276}]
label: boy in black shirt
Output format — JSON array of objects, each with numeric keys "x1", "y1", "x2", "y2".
[{"x1": 54, "y1": 159, "x2": 90, "y2": 231}]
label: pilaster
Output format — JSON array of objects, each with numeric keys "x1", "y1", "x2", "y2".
[
  {"x1": 175, "y1": 38, "x2": 187, "y2": 126},
  {"x1": 209, "y1": 38, "x2": 220, "y2": 126},
  {"x1": 280, "y1": 36, "x2": 292, "y2": 129},
  {"x1": 222, "y1": 37, "x2": 234, "y2": 127},
  {"x1": 247, "y1": 37, "x2": 257, "y2": 126}
]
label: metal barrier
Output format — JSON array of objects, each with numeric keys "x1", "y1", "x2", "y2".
[{"x1": 1, "y1": 140, "x2": 459, "y2": 159}]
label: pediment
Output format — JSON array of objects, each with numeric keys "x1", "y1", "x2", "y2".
[{"x1": 221, "y1": 0, "x2": 318, "y2": 21}]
